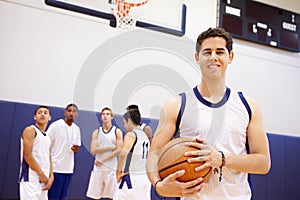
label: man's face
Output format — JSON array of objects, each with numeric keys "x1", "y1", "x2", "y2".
[
  {"x1": 195, "y1": 37, "x2": 233, "y2": 81},
  {"x1": 123, "y1": 118, "x2": 134, "y2": 132},
  {"x1": 34, "y1": 108, "x2": 51, "y2": 124},
  {"x1": 101, "y1": 109, "x2": 113, "y2": 123},
  {"x1": 64, "y1": 106, "x2": 78, "y2": 122}
]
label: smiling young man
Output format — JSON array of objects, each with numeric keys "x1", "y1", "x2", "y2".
[{"x1": 146, "y1": 28, "x2": 271, "y2": 200}]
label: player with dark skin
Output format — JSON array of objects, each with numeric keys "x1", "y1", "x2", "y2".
[{"x1": 64, "y1": 105, "x2": 80, "y2": 153}]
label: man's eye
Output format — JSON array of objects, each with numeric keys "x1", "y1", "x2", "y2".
[{"x1": 202, "y1": 52, "x2": 210, "y2": 56}]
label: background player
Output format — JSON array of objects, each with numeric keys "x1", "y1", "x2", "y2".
[
  {"x1": 47, "y1": 103, "x2": 81, "y2": 200},
  {"x1": 19, "y1": 105, "x2": 53, "y2": 200},
  {"x1": 86, "y1": 107, "x2": 123, "y2": 200},
  {"x1": 114, "y1": 109, "x2": 151, "y2": 200}
]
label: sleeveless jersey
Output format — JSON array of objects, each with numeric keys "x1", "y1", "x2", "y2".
[
  {"x1": 179, "y1": 87, "x2": 252, "y2": 200},
  {"x1": 19, "y1": 125, "x2": 51, "y2": 183},
  {"x1": 95, "y1": 126, "x2": 118, "y2": 171},
  {"x1": 123, "y1": 128, "x2": 150, "y2": 174},
  {"x1": 140, "y1": 123, "x2": 146, "y2": 131}
]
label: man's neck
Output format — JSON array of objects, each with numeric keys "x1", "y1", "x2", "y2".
[
  {"x1": 198, "y1": 80, "x2": 226, "y2": 103},
  {"x1": 64, "y1": 118, "x2": 73, "y2": 126},
  {"x1": 130, "y1": 125, "x2": 140, "y2": 132},
  {"x1": 102, "y1": 122, "x2": 112, "y2": 131},
  {"x1": 35, "y1": 123, "x2": 46, "y2": 132}
]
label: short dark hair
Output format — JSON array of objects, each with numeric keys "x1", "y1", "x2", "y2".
[
  {"x1": 34, "y1": 105, "x2": 51, "y2": 115},
  {"x1": 66, "y1": 103, "x2": 78, "y2": 111},
  {"x1": 126, "y1": 104, "x2": 139, "y2": 111},
  {"x1": 123, "y1": 109, "x2": 141, "y2": 126},
  {"x1": 196, "y1": 27, "x2": 233, "y2": 53}
]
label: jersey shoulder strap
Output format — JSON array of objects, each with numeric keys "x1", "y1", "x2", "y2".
[
  {"x1": 237, "y1": 91, "x2": 252, "y2": 154},
  {"x1": 238, "y1": 91, "x2": 252, "y2": 121},
  {"x1": 173, "y1": 92, "x2": 186, "y2": 138}
]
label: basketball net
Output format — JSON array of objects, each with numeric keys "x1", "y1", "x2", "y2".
[{"x1": 112, "y1": 0, "x2": 148, "y2": 30}]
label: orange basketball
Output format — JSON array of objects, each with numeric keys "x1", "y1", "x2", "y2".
[{"x1": 158, "y1": 137, "x2": 212, "y2": 182}]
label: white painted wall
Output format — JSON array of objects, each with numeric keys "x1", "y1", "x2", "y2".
[{"x1": 0, "y1": 0, "x2": 300, "y2": 136}]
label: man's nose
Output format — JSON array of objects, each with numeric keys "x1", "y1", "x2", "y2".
[{"x1": 210, "y1": 51, "x2": 217, "y2": 60}]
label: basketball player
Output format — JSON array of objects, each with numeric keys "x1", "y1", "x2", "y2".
[
  {"x1": 126, "y1": 104, "x2": 152, "y2": 143},
  {"x1": 114, "y1": 109, "x2": 151, "y2": 200},
  {"x1": 146, "y1": 28, "x2": 271, "y2": 199},
  {"x1": 86, "y1": 107, "x2": 123, "y2": 200},
  {"x1": 19, "y1": 106, "x2": 53, "y2": 200},
  {"x1": 47, "y1": 103, "x2": 81, "y2": 200}
]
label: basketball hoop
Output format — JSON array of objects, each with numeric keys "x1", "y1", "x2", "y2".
[{"x1": 112, "y1": 0, "x2": 148, "y2": 30}]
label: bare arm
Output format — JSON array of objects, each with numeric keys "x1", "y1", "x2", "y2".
[
  {"x1": 188, "y1": 97, "x2": 271, "y2": 175},
  {"x1": 43, "y1": 151, "x2": 54, "y2": 190},
  {"x1": 96, "y1": 128, "x2": 123, "y2": 164},
  {"x1": 144, "y1": 125, "x2": 152, "y2": 143},
  {"x1": 146, "y1": 97, "x2": 204, "y2": 197},
  {"x1": 90, "y1": 129, "x2": 117, "y2": 155},
  {"x1": 116, "y1": 131, "x2": 136, "y2": 183},
  {"x1": 22, "y1": 126, "x2": 48, "y2": 184},
  {"x1": 225, "y1": 97, "x2": 271, "y2": 173}
]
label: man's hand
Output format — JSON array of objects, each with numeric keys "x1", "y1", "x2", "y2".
[
  {"x1": 42, "y1": 174, "x2": 54, "y2": 190},
  {"x1": 95, "y1": 159, "x2": 103, "y2": 167},
  {"x1": 71, "y1": 145, "x2": 79, "y2": 153},
  {"x1": 116, "y1": 170, "x2": 128, "y2": 183},
  {"x1": 156, "y1": 170, "x2": 205, "y2": 197}
]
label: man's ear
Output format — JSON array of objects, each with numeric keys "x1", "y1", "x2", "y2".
[
  {"x1": 195, "y1": 52, "x2": 200, "y2": 64},
  {"x1": 228, "y1": 51, "x2": 234, "y2": 64}
]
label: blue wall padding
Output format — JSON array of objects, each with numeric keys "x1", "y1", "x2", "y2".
[
  {"x1": 285, "y1": 136, "x2": 300, "y2": 199},
  {"x1": 0, "y1": 101, "x2": 16, "y2": 198},
  {"x1": 0, "y1": 100, "x2": 299, "y2": 200}
]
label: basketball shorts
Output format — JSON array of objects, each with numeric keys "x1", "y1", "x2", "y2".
[
  {"x1": 19, "y1": 181, "x2": 48, "y2": 200},
  {"x1": 86, "y1": 170, "x2": 117, "y2": 199},
  {"x1": 114, "y1": 173, "x2": 151, "y2": 200}
]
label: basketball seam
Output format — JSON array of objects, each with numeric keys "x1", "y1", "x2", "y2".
[
  {"x1": 158, "y1": 159, "x2": 188, "y2": 173},
  {"x1": 158, "y1": 139, "x2": 193, "y2": 164},
  {"x1": 159, "y1": 160, "x2": 212, "y2": 180},
  {"x1": 202, "y1": 167, "x2": 212, "y2": 179}
]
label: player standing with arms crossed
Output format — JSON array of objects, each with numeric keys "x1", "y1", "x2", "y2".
[{"x1": 86, "y1": 107, "x2": 123, "y2": 200}]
